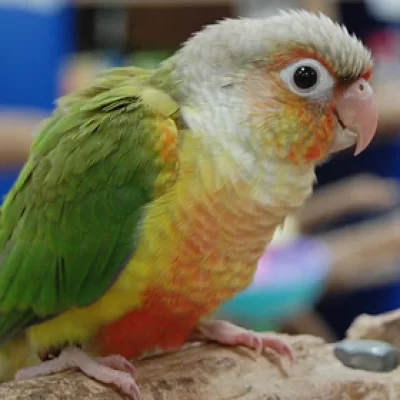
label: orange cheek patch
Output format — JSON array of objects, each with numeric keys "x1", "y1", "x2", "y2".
[
  {"x1": 304, "y1": 143, "x2": 322, "y2": 161},
  {"x1": 285, "y1": 105, "x2": 335, "y2": 164}
]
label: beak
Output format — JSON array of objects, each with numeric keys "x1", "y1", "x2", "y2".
[{"x1": 334, "y1": 78, "x2": 378, "y2": 155}]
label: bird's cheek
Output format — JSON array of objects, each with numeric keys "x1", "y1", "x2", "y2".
[
  {"x1": 301, "y1": 114, "x2": 336, "y2": 162},
  {"x1": 285, "y1": 110, "x2": 336, "y2": 164}
]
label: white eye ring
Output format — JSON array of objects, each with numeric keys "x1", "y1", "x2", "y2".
[{"x1": 279, "y1": 58, "x2": 334, "y2": 99}]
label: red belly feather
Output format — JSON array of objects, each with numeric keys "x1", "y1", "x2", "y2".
[{"x1": 96, "y1": 288, "x2": 211, "y2": 358}]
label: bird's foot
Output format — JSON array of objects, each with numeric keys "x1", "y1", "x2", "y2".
[
  {"x1": 190, "y1": 320, "x2": 294, "y2": 364},
  {"x1": 15, "y1": 347, "x2": 141, "y2": 400}
]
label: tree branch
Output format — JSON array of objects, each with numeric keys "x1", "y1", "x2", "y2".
[
  {"x1": 348, "y1": 308, "x2": 400, "y2": 349},
  {"x1": 1, "y1": 334, "x2": 399, "y2": 399}
]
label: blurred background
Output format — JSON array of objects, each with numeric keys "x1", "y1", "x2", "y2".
[{"x1": 2, "y1": 0, "x2": 400, "y2": 343}]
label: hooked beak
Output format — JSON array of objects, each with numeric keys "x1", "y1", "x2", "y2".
[{"x1": 331, "y1": 78, "x2": 378, "y2": 155}]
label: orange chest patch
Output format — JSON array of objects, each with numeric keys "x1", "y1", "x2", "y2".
[{"x1": 95, "y1": 184, "x2": 278, "y2": 358}]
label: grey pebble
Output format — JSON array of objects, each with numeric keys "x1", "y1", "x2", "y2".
[{"x1": 334, "y1": 339, "x2": 400, "y2": 372}]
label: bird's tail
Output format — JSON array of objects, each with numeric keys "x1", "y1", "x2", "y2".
[{"x1": 0, "y1": 335, "x2": 38, "y2": 382}]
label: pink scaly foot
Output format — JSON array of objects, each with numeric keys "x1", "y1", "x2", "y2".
[
  {"x1": 97, "y1": 354, "x2": 137, "y2": 376},
  {"x1": 190, "y1": 320, "x2": 294, "y2": 363},
  {"x1": 15, "y1": 347, "x2": 141, "y2": 400}
]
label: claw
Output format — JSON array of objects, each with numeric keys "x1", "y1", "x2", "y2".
[
  {"x1": 191, "y1": 320, "x2": 294, "y2": 363},
  {"x1": 15, "y1": 347, "x2": 141, "y2": 400}
]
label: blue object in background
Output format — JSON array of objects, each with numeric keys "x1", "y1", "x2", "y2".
[
  {"x1": 315, "y1": 1, "x2": 400, "y2": 339},
  {"x1": 216, "y1": 237, "x2": 331, "y2": 330},
  {"x1": 0, "y1": 0, "x2": 75, "y2": 202}
]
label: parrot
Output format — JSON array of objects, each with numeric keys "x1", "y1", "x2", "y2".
[{"x1": 0, "y1": 10, "x2": 377, "y2": 399}]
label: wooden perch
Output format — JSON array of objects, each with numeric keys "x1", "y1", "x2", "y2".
[
  {"x1": 2, "y1": 334, "x2": 400, "y2": 399},
  {"x1": 348, "y1": 308, "x2": 400, "y2": 348}
]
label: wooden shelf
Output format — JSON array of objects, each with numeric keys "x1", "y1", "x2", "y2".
[
  {"x1": 126, "y1": 1, "x2": 233, "y2": 49},
  {"x1": 74, "y1": 0, "x2": 234, "y2": 50}
]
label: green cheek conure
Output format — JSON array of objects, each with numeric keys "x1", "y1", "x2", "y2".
[{"x1": 0, "y1": 10, "x2": 377, "y2": 399}]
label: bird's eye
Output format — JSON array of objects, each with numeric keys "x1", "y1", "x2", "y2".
[
  {"x1": 280, "y1": 58, "x2": 334, "y2": 99},
  {"x1": 293, "y1": 66, "x2": 318, "y2": 89}
]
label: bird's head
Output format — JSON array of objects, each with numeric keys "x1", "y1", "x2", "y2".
[{"x1": 173, "y1": 10, "x2": 377, "y2": 165}]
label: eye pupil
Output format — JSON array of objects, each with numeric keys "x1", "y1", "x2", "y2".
[{"x1": 293, "y1": 66, "x2": 318, "y2": 90}]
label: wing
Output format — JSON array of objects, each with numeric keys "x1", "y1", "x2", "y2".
[{"x1": 0, "y1": 67, "x2": 181, "y2": 344}]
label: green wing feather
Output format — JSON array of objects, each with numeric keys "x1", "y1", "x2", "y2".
[{"x1": 0, "y1": 65, "x2": 180, "y2": 344}]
